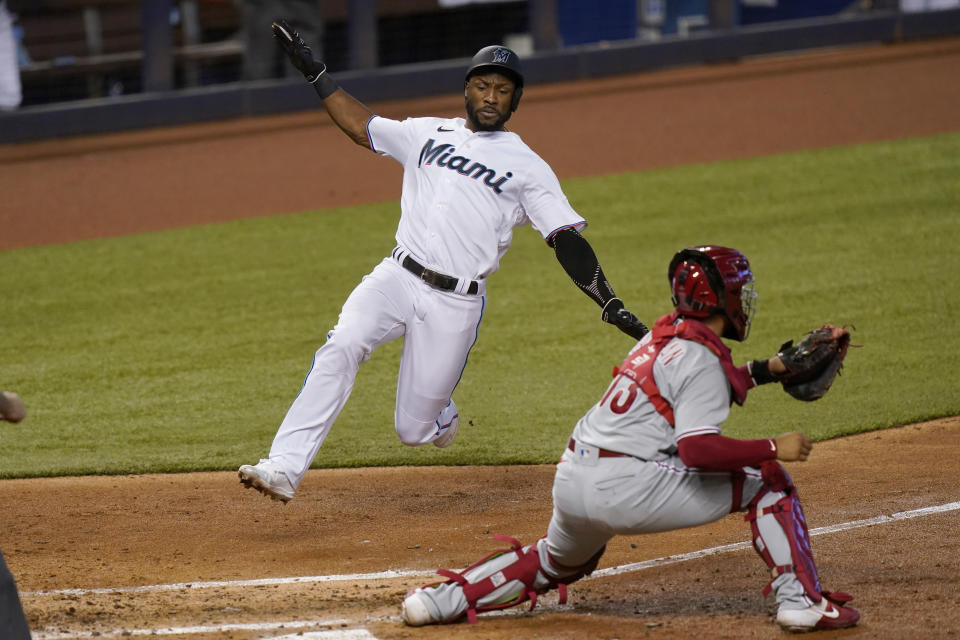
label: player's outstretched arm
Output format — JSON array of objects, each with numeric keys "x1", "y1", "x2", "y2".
[
  {"x1": 272, "y1": 19, "x2": 373, "y2": 147},
  {"x1": 549, "y1": 228, "x2": 648, "y2": 341},
  {"x1": 320, "y1": 91, "x2": 375, "y2": 147},
  {"x1": 676, "y1": 431, "x2": 811, "y2": 470}
]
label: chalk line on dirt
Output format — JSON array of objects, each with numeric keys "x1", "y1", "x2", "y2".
[
  {"x1": 27, "y1": 501, "x2": 960, "y2": 640},
  {"x1": 593, "y1": 500, "x2": 960, "y2": 578},
  {"x1": 31, "y1": 619, "x2": 372, "y2": 639},
  {"x1": 25, "y1": 569, "x2": 433, "y2": 598},
  {"x1": 25, "y1": 501, "x2": 959, "y2": 599}
]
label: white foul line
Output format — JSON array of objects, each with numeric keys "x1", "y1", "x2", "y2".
[
  {"x1": 26, "y1": 501, "x2": 960, "y2": 640},
  {"x1": 25, "y1": 501, "x2": 960, "y2": 598},
  {"x1": 592, "y1": 499, "x2": 960, "y2": 578},
  {"x1": 24, "y1": 568, "x2": 434, "y2": 598},
  {"x1": 31, "y1": 619, "x2": 372, "y2": 640}
]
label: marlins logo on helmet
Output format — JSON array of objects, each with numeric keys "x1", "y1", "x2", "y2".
[{"x1": 492, "y1": 48, "x2": 512, "y2": 64}]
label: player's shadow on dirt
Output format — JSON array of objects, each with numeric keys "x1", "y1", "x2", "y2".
[{"x1": 570, "y1": 569, "x2": 773, "y2": 621}]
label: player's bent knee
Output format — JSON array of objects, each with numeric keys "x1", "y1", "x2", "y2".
[
  {"x1": 394, "y1": 405, "x2": 445, "y2": 446},
  {"x1": 539, "y1": 541, "x2": 605, "y2": 584},
  {"x1": 397, "y1": 433, "x2": 431, "y2": 447},
  {"x1": 394, "y1": 416, "x2": 435, "y2": 446}
]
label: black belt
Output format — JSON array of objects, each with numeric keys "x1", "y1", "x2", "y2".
[
  {"x1": 568, "y1": 438, "x2": 631, "y2": 458},
  {"x1": 401, "y1": 255, "x2": 480, "y2": 295}
]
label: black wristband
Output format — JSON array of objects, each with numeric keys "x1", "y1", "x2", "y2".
[
  {"x1": 601, "y1": 297, "x2": 622, "y2": 323},
  {"x1": 749, "y1": 359, "x2": 778, "y2": 385},
  {"x1": 311, "y1": 71, "x2": 340, "y2": 100}
]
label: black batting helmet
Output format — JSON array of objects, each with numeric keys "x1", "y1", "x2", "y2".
[
  {"x1": 465, "y1": 45, "x2": 524, "y2": 111},
  {"x1": 668, "y1": 246, "x2": 757, "y2": 341}
]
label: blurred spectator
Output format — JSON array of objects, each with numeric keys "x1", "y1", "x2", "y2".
[
  {"x1": 0, "y1": 0, "x2": 21, "y2": 110},
  {"x1": 240, "y1": 0, "x2": 323, "y2": 80}
]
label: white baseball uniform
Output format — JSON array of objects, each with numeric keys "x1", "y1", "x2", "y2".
[{"x1": 266, "y1": 115, "x2": 586, "y2": 487}]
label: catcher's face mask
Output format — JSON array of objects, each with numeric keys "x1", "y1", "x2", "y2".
[{"x1": 738, "y1": 278, "x2": 758, "y2": 340}]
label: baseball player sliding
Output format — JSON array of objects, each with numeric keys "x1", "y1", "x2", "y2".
[
  {"x1": 400, "y1": 246, "x2": 859, "y2": 633},
  {"x1": 238, "y1": 23, "x2": 648, "y2": 502}
]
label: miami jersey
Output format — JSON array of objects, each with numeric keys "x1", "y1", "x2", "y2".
[{"x1": 366, "y1": 115, "x2": 586, "y2": 280}]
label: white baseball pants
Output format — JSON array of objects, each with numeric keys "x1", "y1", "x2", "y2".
[
  {"x1": 267, "y1": 256, "x2": 484, "y2": 488},
  {"x1": 544, "y1": 449, "x2": 811, "y2": 609}
]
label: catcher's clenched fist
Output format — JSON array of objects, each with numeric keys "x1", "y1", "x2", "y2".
[{"x1": 774, "y1": 431, "x2": 813, "y2": 461}]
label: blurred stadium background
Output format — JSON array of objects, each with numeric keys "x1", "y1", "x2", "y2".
[{"x1": 1, "y1": 0, "x2": 959, "y2": 143}]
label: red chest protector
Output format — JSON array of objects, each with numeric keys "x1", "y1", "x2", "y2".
[{"x1": 612, "y1": 313, "x2": 752, "y2": 425}]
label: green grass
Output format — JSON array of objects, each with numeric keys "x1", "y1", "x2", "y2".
[{"x1": 1, "y1": 131, "x2": 958, "y2": 477}]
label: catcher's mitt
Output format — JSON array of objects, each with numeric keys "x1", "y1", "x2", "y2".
[{"x1": 777, "y1": 325, "x2": 851, "y2": 401}]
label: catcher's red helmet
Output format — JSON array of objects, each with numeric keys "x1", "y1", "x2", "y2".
[
  {"x1": 465, "y1": 45, "x2": 524, "y2": 111},
  {"x1": 668, "y1": 245, "x2": 757, "y2": 341}
]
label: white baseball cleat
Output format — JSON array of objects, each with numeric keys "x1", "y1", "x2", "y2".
[
  {"x1": 776, "y1": 597, "x2": 860, "y2": 632},
  {"x1": 401, "y1": 589, "x2": 435, "y2": 626},
  {"x1": 238, "y1": 459, "x2": 295, "y2": 503},
  {"x1": 433, "y1": 400, "x2": 460, "y2": 448}
]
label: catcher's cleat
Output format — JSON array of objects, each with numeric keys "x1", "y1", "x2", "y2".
[
  {"x1": 401, "y1": 588, "x2": 437, "y2": 626},
  {"x1": 238, "y1": 459, "x2": 295, "y2": 503},
  {"x1": 776, "y1": 597, "x2": 860, "y2": 632},
  {"x1": 432, "y1": 400, "x2": 459, "y2": 448}
]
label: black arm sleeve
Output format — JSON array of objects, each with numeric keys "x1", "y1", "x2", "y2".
[{"x1": 549, "y1": 228, "x2": 616, "y2": 308}]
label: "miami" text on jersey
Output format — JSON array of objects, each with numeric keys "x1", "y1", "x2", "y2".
[{"x1": 418, "y1": 138, "x2": 513, "y2": 195}]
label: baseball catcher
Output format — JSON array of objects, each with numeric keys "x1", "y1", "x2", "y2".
[{"x1": 400, "y1": 245, "x2": 858, "y2": 632}]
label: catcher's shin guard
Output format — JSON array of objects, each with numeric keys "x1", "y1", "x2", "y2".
[
  {"x1": 746, "y1": 461, "x2": 835, "y2": 603},
  {"x1": 403, "y1": 535, "x2": 597, "y2": 625}
]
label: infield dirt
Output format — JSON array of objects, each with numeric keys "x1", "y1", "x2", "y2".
[{"x1": 2, "y1": 37, "x2": 960, "y2": 639}]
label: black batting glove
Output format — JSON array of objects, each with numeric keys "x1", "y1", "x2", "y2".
[
  {"x1": 272, "y1": 19, "x2": 326, "y2": 82},
  {"x1": 602, "y1": 298, "x2": 649, "y2": 341}
]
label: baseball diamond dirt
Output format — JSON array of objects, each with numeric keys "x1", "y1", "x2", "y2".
[{"x1": 2, "y1": 36, "x2": 960, "y2": 640}]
